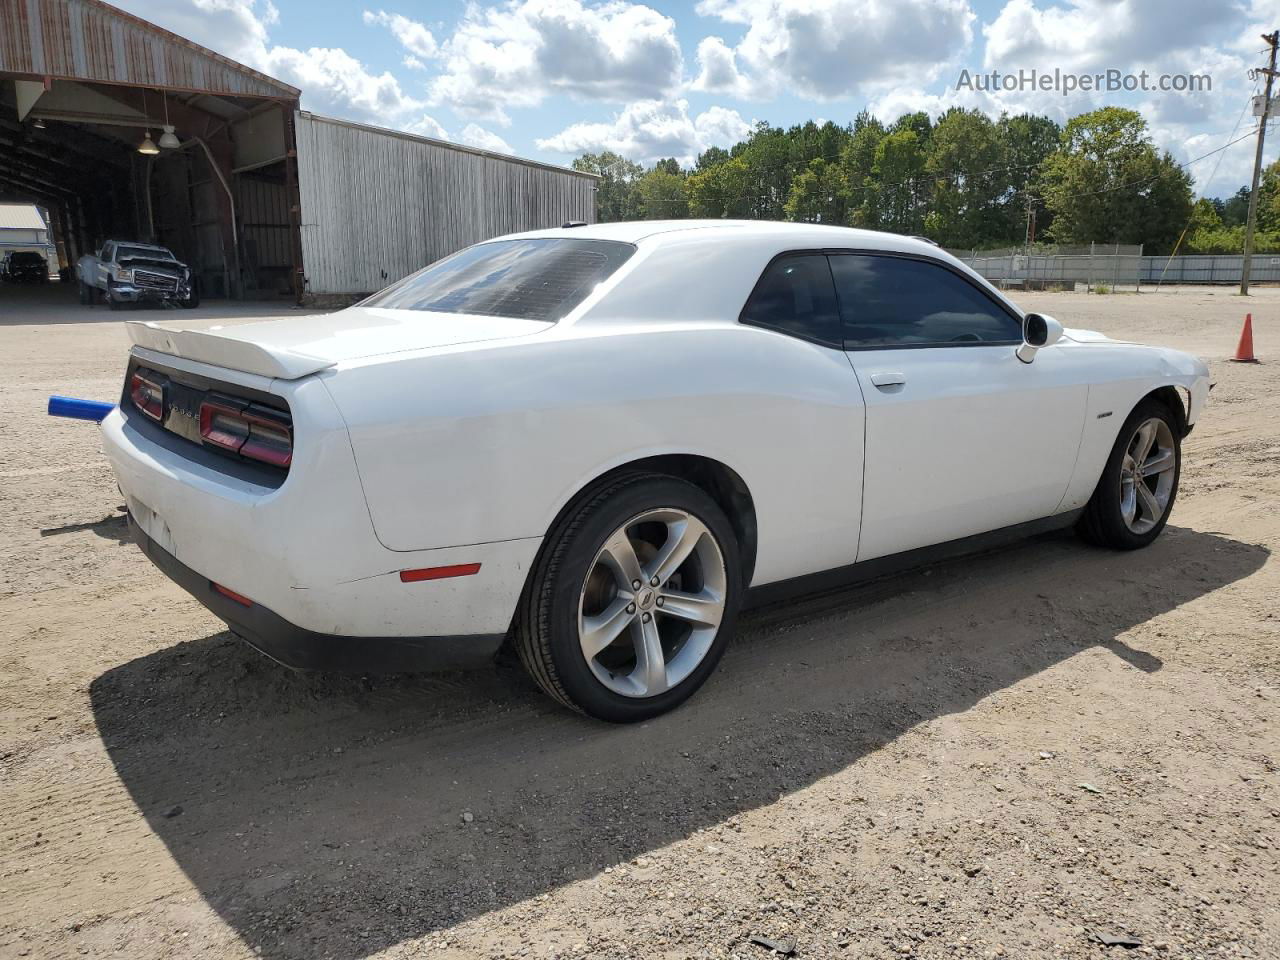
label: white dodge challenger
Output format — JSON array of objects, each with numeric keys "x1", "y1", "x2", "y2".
[{"x1": 101, "y1": 221, "x2": 1210, "y2": 721}]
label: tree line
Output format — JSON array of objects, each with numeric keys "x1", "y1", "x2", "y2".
[{"x1": 572, "y1": 106, "x2": 1280, "y2": 256}]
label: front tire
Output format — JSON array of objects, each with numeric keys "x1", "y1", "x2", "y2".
[
  {"x1": 1078, "y1": 397, "x2": 1181, "y2": 549},
  {"x1": 515, "y1": 473, "x2": 742, "y2": 722}
]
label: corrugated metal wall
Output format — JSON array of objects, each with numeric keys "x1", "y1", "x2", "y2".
[
  {"x1": 1138, "y1": 254, "x2": 1280, "y2": 284},
  {"x1": 0, "y1": 0, "x2": 297, "y2": 98},
  {"x1": 294, "y1": 112, "x2": 598, "y2": 295}
]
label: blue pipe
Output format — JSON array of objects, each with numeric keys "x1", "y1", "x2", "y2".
[{"x1": 48, "y1": 396, "x2": 116, "y2": 423}]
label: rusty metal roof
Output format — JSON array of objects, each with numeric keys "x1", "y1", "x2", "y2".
[{"x1": 0, "y1": 0, "x2": 299, "y2": 100}]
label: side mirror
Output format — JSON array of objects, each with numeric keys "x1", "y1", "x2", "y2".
[{"x1": 1017, "y1": 312, "x2": 1064, "y2": 363}]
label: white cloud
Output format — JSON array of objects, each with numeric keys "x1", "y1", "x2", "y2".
[
  {"x1": 536, "y1": 99, "x2": 751, "y2": 165},
  {"x1": 428, "y1": 0, "x2": 684, "y2": 124},
  {"x1": 110, "y1": 0, "x2": 428, "y2": 125},
  {"x1": 692, "y1": 36, "x2": 758, "y2": 98},
  {"x1": 461, "y1": 123, "x2": 516, "y2": 153},
  {"x1": 693, "y1": 0, "x2": 975, "y2": 100},
  {"x1": 983, "y1": 0, "x2": 1235, "y2": 70},
  {"x1": 404, "y1": 114, "x2": 451, "y2": 139},
  {"x1": 108, "y1": 0, "x2": 274, "y2": 65},
  {"x1": 363, "y1": 9, "x2": 439, "y2": 59},
  {"x1": 264, "y1": 46, "x2": 426, "y2": 121}
]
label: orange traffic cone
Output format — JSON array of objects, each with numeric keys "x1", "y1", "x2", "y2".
[{"x1": 1230, "y1": 313, "x2": 1259, "y2": 362}]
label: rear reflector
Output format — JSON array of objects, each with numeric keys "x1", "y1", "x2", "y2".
[
  {"x1": 212, "y1": 582, "x2": 253, "y2": 606},
  {"x1": 399, "y1": 563, "x2": 482, "y2": 583}
]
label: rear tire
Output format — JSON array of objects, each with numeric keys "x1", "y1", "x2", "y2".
[
  {"x1": 515, "y1": 472, "x2": 742, "y2": 722},
  {"x1": 1077, "y1": 397, "x2": 1181, "y2": 550}
]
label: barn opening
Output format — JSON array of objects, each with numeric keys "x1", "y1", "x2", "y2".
[
  {"x1": 0, "y1": 0, "x2": 302, "y2": 303},
  {"x1": 2, "y1": 0, "x2": 596, "y2": 309}
]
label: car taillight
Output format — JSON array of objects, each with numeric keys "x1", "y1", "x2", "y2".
[
  {"x1": 198, "y1": 395, "x2": 292, "y2": 468},
  {"x1": 129, "y1": 372, "x2": 164, "y2": 421}
]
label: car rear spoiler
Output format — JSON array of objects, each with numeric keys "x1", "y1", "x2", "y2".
[{"x1": 125, "y1": 320, "x2": 336, "y2": 380}]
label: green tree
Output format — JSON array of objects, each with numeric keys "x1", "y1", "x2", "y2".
[
  {"x1": 1038, "y1": 107, "x2": 1192, "y2": 253},
  {"x1": 998, "y1": 113, "x2": 1061, "y2": 242},
  {"x1": 923, "y1": 108, "x2": 1005, "y2": 247},
  {"x1": 785, "y1": 158, "x2": 845, "y2": 223},
  {"x1": 1219, "y1": 186, "x2": 1250, "y2": 226},
  {"x1": 694, "y1": 146, "x2": 729, "y2": 171},
  {"x1": 865, "y1": 128, "x2": 928, "y2": 234},
  {"x1": 572, "y1": 151, "x2": 643, "y2": 222},
  {"x1": 635, "y1": 166, "x2": 688, "y2": 219},
  {"x1": 837, "y1": 113, "x2": 886, "y2": 227},
  {"x1": 1256, "y1": 158, "x2": 1280, "y2": 231},
  {"x1": 687, "y1": 155, "x2": 755, "y2": 218}
]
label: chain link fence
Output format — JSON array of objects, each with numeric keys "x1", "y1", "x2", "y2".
[{"x1": 945, "y1": 244, "x2": 1144, "y2": 292}]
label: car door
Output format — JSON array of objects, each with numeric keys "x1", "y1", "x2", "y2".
[{"x1": 831, "y1": 252, "x2": 1089, "y2": 563}]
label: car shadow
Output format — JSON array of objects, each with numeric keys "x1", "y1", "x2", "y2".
[
  {"x1": 89, "y1": 524, "x2": 1267, "y2": 959},
  {"x1": 39, "y1": 508, "x2": 130, "y2": 544}
]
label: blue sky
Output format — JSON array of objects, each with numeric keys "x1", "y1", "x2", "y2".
[{"x1": 120, "y1": 0, "x2": 1279, "y2": 197}]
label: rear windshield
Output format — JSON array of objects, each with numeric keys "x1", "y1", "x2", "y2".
[{"x1": 362, "y1": 238, "x2": 635, "y2": 322}]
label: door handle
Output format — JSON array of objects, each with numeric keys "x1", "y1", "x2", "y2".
[{"x1": 870, "y1": 371, "x2": 906, "y2": 387}]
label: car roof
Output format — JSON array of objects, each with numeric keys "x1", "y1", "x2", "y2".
[{"x1": 493, "y1": 219, "x2": 944, "y2": 256}]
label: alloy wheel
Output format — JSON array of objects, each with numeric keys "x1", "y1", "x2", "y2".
[
  {"x1": 577, "y1": 508, "x2": 727, "y2": 699},
  {"x1": 1119, "y1": 417, "x2": 1176, "y2": 535}
]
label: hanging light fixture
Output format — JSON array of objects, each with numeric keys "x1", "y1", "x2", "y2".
[
  {"x1": 32, "y1": 117, "x2": 46, "y2": 130},
  {"x1": 137, "y1": 88, "x2": 159, "y2": 155},
  {"x1": 158, "y1": 92, "x2": 179, "y2": 149}
]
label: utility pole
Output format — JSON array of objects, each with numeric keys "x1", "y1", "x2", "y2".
[{"x1": 1241, "y1": 30, "x2": 1279, "y2": 295}]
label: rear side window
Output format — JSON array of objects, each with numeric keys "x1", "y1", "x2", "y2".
[
  {"x1": 830, "y1": 254, "x2": 1021, "y2": 347},
  {"x1": 739, "y1": 254, "x2": 841, "y2": 346},
  {"x1": 363, "y1": 238, "x2": 635, "y2": 322}
]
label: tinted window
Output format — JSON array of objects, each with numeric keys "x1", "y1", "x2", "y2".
[
  {"x1": 363, "y1": 238, "x2": 635, "y2": 322},
  {"x1": 830, "y1": 254, "x2": 1021, "y2": 347},
  {"x1": 740, "y1": 254, "x2": 840, "y2": 345}
]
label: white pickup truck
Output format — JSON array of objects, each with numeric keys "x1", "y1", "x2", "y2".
[{"x1": 77, "y1": 241, "x2": 199, "y2": 310}]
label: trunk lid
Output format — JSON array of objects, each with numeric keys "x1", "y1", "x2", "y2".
[{"x1": 125, "y1": 306, "x2": 553, "y2": 380}]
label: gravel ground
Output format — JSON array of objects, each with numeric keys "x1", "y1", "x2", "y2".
[{"x1": 0, "y1": 281, "x2": 1277, "y2": 960}]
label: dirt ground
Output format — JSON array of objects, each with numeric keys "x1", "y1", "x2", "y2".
[{"x1": 1, "y1": 282, "x2": 1277, "y2": 960}]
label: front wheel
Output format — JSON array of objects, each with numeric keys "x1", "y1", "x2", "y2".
[
  {"x1": 1078, "y1": 397, "x2": 1181, "y2": 549},
  {"x1": 515, "y1": 473, "x2": 742, "y2": 722}
]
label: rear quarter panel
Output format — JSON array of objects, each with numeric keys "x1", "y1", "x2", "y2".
[{"x1": 323, "y1": 323, "x2": 867, "y2": 588}]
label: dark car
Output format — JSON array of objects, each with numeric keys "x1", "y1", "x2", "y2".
[{"x1": 2, "y1": 251, "x2": 49, "y2": 283}]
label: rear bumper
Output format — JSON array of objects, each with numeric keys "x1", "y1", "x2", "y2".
[
  {"x1": 130, "y1": 518, "x2": 505, "y2": 672},
  {"x1": 100, "y1": 373, "x2": 541, "y2": 639}
]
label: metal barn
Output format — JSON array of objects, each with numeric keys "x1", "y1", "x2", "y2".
[
  {"x1": 294, "y1": 113, "x2": 598, "y2": 298},
  {"x1": 0, "y1": 0, "x2": 597, "y2": 303}
]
